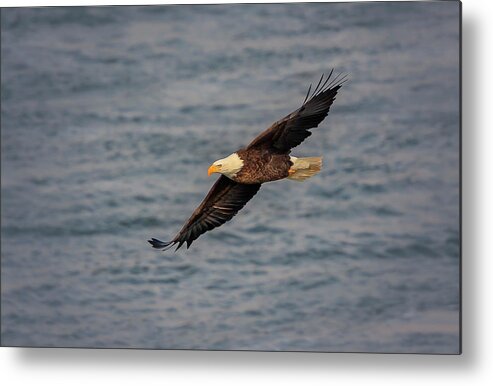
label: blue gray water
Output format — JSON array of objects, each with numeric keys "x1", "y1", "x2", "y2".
[{"x1": 1, "y1": 2, "x2": 460, "y2": 353}]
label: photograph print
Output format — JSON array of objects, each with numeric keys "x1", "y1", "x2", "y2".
[{"x1": 1, "y1": 1, "x2": 461, "y2": 353}]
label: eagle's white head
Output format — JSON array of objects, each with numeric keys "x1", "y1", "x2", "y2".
[{"x1": 208, "y1": 153, "x2": 244, "y2": 179}]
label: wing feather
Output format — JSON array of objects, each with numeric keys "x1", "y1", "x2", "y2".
[
  {"x1": 247, "y1": 71, "x2": 347, "y2": 152},
  {"x1": 148, "y1": 176, "x2": 261, "y2": 251}
]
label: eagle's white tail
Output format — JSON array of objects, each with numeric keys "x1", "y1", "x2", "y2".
[{"x1": 288, "y1": 156, "x2": 323, "y2": 181}]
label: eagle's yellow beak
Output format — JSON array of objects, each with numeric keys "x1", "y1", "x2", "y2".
[{"x1": 208, "y1": 164, "x2": 220, "y2": 176}]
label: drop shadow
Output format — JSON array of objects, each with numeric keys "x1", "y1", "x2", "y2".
[
  {"x1": 11, "y1": 345, "x2": 464, "y2": 371},
  {"x1": 460, "y1": 8, "x2": 479, "y2": 368}
]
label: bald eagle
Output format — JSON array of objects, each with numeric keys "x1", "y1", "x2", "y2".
[{"x1": 149, "y1": 71, "x2": 346, "y2": 251}]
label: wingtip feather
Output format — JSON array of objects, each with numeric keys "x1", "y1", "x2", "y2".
[{"x1": 148, "y1": 238, "x2": 175, "y2": 251}]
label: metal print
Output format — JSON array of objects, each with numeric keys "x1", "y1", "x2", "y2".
[{"x1": 1, "y1": 2, "x2": 461, "y2": 353}]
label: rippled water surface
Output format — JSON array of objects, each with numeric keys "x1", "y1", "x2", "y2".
[{"x1": 1, "y1": 3, "x2": 460, "y2": 353}]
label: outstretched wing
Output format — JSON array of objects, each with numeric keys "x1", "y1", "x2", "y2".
[
  {"x1": 247, "y1": 70, "x2": 347, "y2": 152},
  {"x1": 149, "y1": 176, "x2": 261, "y2": 251}
]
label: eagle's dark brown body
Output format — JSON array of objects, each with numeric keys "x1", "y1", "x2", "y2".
[{"x1": 234, "y1": 149, "x2": 292, "y2": 184}]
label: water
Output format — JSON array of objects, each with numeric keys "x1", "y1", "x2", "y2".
[{"x1": 1, "y1": 3, "x2": 460, "y2": 353}]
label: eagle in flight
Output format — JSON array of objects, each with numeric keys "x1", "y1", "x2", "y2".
[{"x1": 149, "y1": 71, "x2": 346, "y2": 251}]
